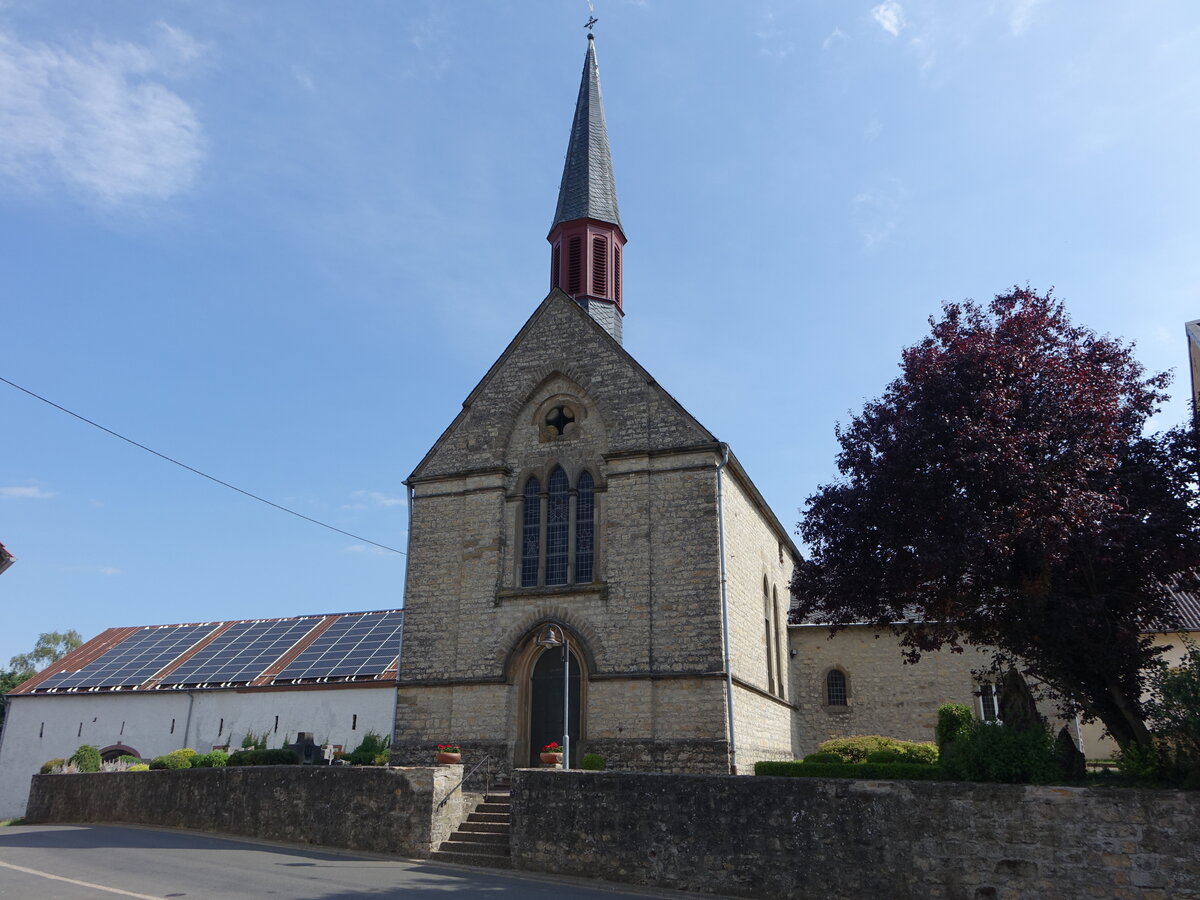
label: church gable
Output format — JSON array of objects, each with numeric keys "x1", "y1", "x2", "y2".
[{"x1": 409, "y1": 291, "x2": 716, "y2": 483}]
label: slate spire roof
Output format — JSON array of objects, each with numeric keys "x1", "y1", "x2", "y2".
[{"x1": 550, "y1": 34, "x2": 623, "y2": 235}]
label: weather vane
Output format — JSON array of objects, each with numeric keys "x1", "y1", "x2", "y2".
[{"x1": 585, "y1": 0, "x2": 598, "y2": 32}]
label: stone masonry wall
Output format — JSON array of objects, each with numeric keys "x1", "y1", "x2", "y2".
[
  {"x1": 25, "y1": 765, "x2": 466, "y2": 859},
  {"x1": 789, "y1": 625, "x2": 1081, "y2": 757},
  {"x1": 510, "y1": 770, "x2": 1200, "y2": 900}
]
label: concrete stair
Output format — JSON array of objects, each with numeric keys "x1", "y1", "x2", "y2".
[{"x1": 431, "y1": 785, "x2": 512, "y2": 869}]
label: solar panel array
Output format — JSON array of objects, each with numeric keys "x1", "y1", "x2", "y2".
[
  {"x1": 36, "y1": 624, "x2": 219, "y2": 691},
  {"x1": 161, "y1": 617, "x2": 322, "y2": 686},
  {"x1": 28, "y1": 610, "x2": 404, "y2": 693},
  {"x1": 276, "y1": 610, "x2": 405, "y2": 681}
]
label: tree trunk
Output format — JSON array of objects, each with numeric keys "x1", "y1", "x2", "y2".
[{"x1": 1100, "y1": 676, "x2": 1154, "y2": 751}]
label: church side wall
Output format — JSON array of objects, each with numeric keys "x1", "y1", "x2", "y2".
[
  {"x1": 0, "y1": 685, "x2": 395, "y2": 820},
  {"x1": 720, "y1": 470, "x2": 795, "y2": 768}
]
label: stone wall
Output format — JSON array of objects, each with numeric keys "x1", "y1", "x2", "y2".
[
  {"x1": 25, "y1": 765, "x2": 466, "y2": 859},
  {"x1": 510, "y1": 770, "x2": 1200, "y2": 899}
]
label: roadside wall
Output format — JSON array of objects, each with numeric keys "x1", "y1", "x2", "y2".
[
  {"x1": 510, "y1": 770, "x2": 1199, "y2": 900},
  {"x1": 24, "y1": 765, "x2": 465, "y2": 859}
]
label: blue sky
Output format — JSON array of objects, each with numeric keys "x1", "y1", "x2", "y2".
[{"x1": 2, "y1": 0, "x2": 1198, "y2": 666}]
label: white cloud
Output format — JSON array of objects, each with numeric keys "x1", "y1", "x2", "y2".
[
  {"x1": 98, "y1": 566, "x2": 121, "y2": 576},
  {"x1": 345, "y1": 544, "x2": 395, "y2": 557},
  {"x1": 0, "y1": 21, "x2": 206, "y2": 206},
  {"x1": 0, "y1": 485, "x2": 56, "y2": 499},
  {"x1": 350, "y1": 490, "x2": 405, "y2": 508},
  {"x1": 823, "y1": 27, "x2": 848, "y2": 50},
  {"x1": 871, "y1": 1, "x2": 906, "y2": 37},
  {"x1": 291, "y1": 64, "x2": 315, "y2": 93},
  {"x1": 1009, "y1": 0, "x2": 1046, "y2": 36}
]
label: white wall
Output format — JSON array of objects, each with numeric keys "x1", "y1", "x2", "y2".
[{"x1": 0, "y1": 685, "x2": 396, "y2": 820}]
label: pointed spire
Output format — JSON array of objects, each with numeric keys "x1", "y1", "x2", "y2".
[
  {"x1": 547, "y1": 35, "x2": 627, "y2": 344},
  {"x1": 551, "y1": 34, "x2": 623, "y2": 235}
]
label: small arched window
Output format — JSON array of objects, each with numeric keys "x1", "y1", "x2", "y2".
[
  {"x1": 546, "y1": 467, "x2": 570, "y2": 585},
  {"x1": 520, "y1": 477, "x2": 541, "y2": 587},
  {"x1": 826, "y1": 669, "x2": 848, "y2": 706},
  {"x1": 575, "y1": 471, "x2": 595, "y2": 583},
  {"x1": 591, "y1": 235, "x2": 608, "y2": 296},
  {"x1": 551, "y1": 242, "x2": 561, "y2": 289}
]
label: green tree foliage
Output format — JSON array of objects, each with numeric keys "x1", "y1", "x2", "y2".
[
  {"x1": 1, "y1": 630, "x2": 84, "y2": 729},
  {"x1": 791, "y1": 289, "x2": 1200, "y2": 751},
  {"x1": 936, "y1": 704, "x2": 974, "y2": 750},
  {"x1": 347, "y1": 731, "x2": 390, "y2": 766}
]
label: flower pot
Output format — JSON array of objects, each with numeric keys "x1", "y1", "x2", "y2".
[
  {"x1": 436, "y1": 751, "x2": 461, "y2": 764},
  {"x1": 540, "y1": 752, "x2": 563, "y2": 766}
]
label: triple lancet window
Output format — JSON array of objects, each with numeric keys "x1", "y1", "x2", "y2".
[{"x1": 520, "y1": 467, "x2": 595, "y2": 587}]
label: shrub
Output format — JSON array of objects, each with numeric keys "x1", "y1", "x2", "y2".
[
  {"x1": 150, "y1": 751, "x2": 194, "y2": 770},
  {"x1": 802, "y1": 751, "x2": 843, "y2": 764},
  {"x1": 192, "y1": 750, "x2": 229, "y2": 768},
  {"x1": 816, "y1": 736, "x2": 937, "y2": 765},
  {"x1": 940, "y1": 722, "x2": 1060, "y2": 784},
  {"x1": 241, "y1": 731, "x2": 269, "y2": 751},
  {"x1": 69, "y1": 745, "x2": 101, "y2": 773},
  {"x1": 581, "y1": 753, "x2": 606, "y2": 771},
  {"x1": 40, "y1": 758, "x2": 67, "y2": 775},
  {"x1": 117, "y1": 755, "x2": 141, "y2": 765},
  {"x1": 936, "y1": 703, "x2": 975, "y2": 750},
  {"x1": 754, "y1": 760, "x2": 947, "y2": 781},
  {"x1": 347, "y1": 731, "x2": 390, "y2": 766},
  {"x1": 128, "y1": 764, "x2": 150, "y2": 772},
  {"x1": 226, "y1": 748, "x2": 299, "y2": 766}
]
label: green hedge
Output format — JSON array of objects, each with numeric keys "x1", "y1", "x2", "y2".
[
  {"x1": 816, "y1": 736, "x2": 939, "y2": 765},
  {"x1": 227, "y1": 748, "x2": 299, "y2": 767},
  {"x1": 754, "y1": 760, "x2": 948, "y2": 781}
]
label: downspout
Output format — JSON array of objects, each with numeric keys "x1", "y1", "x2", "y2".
[{"x1": 716, "y1": 443, "x2": 737, "y2": 774}]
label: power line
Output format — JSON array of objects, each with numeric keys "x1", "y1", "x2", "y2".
[{"x1": 0, "y1": 375, "x2": 406, "y2": 555}]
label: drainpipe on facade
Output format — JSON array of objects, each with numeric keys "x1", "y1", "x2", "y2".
[{"x1": 716, "y1": 443, "x2": 737, "y2": 774}]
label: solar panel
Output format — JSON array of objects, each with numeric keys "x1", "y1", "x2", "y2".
[
  {"x1": 159, "y1": 617, "x2": 322, "y2": 686},
  {"x1": 36, "y1": 624, "x2": 218, "y2": 691},
  {"x1": 274, "y1": 610, "x2": 403, "y2": 681}
]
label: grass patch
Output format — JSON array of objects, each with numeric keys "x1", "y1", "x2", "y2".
[{"x1": 0, "y1": 818, "x2": 26, "y2": 826}]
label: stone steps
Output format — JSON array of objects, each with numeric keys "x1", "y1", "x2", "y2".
[{"x1": 430, "y1": 790, "x2": 512, "y2": 869}]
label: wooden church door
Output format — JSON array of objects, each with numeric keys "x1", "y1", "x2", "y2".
[{"x1": 529, "y1": 646, "x2": 581, "y2": 766}]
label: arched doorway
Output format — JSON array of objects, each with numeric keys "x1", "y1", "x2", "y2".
[{"x1": 529, "y1": 644, "x2": 581, "y2": 767}]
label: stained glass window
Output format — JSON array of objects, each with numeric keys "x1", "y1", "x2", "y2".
[{"x1": 545, "y1": 467, "x2": 569, "y2": 585}]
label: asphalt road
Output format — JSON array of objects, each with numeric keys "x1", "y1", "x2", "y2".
[{"x1": 0, "y1": 824, "x2": 710, "y2": 900}]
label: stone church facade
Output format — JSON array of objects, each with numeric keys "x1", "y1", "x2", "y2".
[{"x1": 389, "y1": 35, "x2": 798, "y2": 776}]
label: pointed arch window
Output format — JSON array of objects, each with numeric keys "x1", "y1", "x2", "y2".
[
  {"x1": 826, "y1": 669, "x2": 848, "y2": 706},
  {"x1": 520, "y1": 477, "x2": 541, "y2": 587},
  {"x1": 575, "y1": 471, "x2": 595, "y2": 583},
  {"x1": 546, "y1": 467, "x2": 570, "y2": 585},
  {"x1": 518, "y1": 468, "x2": 598, "y2": 588},
  {"x1": 551, "y1": 242, "x2": 561, "y2": 290}
]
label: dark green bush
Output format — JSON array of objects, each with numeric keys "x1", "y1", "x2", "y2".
[
  {"x1": 817, "y1": 736, "x2": 938, "y2": 765},
  {"x1": 581, "y1": 753, "x2": 606, "y2": 770},
  {"x1": 936, "y1": 703, "x2": 975, "y2": 750},
  {"x1": 40, "y1": 758, "x2": 66, "y2": 775},
  {"x1": 940, "y1": 722, "x2": 1060, "y2": 784},
  {"x1": 755, "y1": 760, "x2": 947, "y2": 781},
  {"x1": 226, "y1": 748, "x2": 299, "y2": 766},
  {"x1": 347, "y1": 731, "x2": 390, "y2": 766},
  {"x1": 241, "y1": 731, "x2": 269, "y2": 751},
  {"x1": 802, "y1": 751, "x2": 843, "y2": 764},
  {"x1": 69, "y1": 745, "x2": 101, "y2": 773}
]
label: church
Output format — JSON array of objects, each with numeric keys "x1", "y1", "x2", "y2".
[{"x1": 387, "y1": 32, "x2": 799, "y2": 774}]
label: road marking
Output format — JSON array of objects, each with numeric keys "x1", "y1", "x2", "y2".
[{"x1": 0, "y1": 859, "x2": 163, "y2": 899}]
